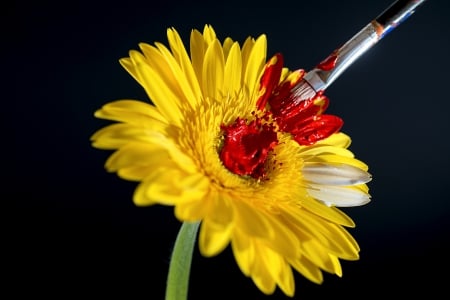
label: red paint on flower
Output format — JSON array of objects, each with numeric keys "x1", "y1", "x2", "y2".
[
  {"x1": 220, "y1": 116, "x2": 278, "y2": 178},
  {"x1": 256, "y1": 53, "x2": 284, "y2": 111},
  {"x1": 290, "y1": 114, "x2": 344, "y2": 145},
  {"x1": 219, "y1": 53, "x2": 343, "y2": 178},
  {"x1": 269, "y1": 94, "x2": 343, "y2": 145}
]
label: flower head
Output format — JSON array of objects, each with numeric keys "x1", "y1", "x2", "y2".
[{"x1": 91, "y1": 25, "x2": 371, "y2": 297}]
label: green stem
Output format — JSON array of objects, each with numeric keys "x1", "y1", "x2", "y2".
[{"x1": 165, "y1": 221, "x2": 200, "y2": 300}]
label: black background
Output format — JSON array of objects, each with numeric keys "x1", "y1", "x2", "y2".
[{"x1": 10, "y1": 0, "x2": 450, "y2": 298}]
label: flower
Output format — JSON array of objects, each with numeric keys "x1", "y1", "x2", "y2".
[{"x1": 91, "y1": 25, "x2": 371, "y2": 297}]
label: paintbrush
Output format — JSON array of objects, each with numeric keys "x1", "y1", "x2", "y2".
[{"x1": 292, "y1": 0, "x2": 427, "y2": 100}]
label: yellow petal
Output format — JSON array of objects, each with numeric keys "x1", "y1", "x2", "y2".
[
  {"x1": 282, "y1": 207, "x2": 360, "y2": 259},
  {"x1": 241, "y1": 36, "x2": 255, "y2": 72},
  {"x1": 233, "y1": 200, "x2": 275, "y2": 240},
  {"x1": 167, "y1": 28, "x2": 202, "y2": 103},
  {"x1": 91, "y1": 123, "x2": 164, "y2": 149},
  {"x1": 137, "y1": 43, "x2": 184, "y2": 102},
  {"x1": 184, "y1": 189, "x2": 235, "y2": 247},
  {"x1": 243, "y1": 34, "x2": 266, "y2": 99},
  {"x1": 199, "y1": 218, "x2": 233, "y2": 257},
  {"x1": 299, "y1": 145, "x2": 355, "y2": 158},
  {"x1": 174, "y1": 195, "x2": 210, "y2": 222},
  {"x1": 301, "y1": 239, "x2": 343, "y2": 276},
  {"x1": 295, "y1": 199, "x2": 356, "y2": 227},
  {"x1": 152, "y1": 40, "x2": 200, "y2": 109},
  {"x1": 132, "y1": 46, "x2": 175, "y2": 90},
  {"x1": 234, "y1": 200, "x2": 299, "y2": 259},
  {"x1": 202, "y1": 39, "x2": 224, "y2": 100},
  {"x1": 329, "y1": 254, "x2": 343, "y2": 277},
  {"x1": 207, "y1": 192, "x2": 234, "y2": 227},
  {"x1": 222, "y1": 37, "x2": 234, "y2": 60},
  {"x1": 288, "y1": 256, "x2": 324, "y2": 284},
  {"x1": 93, "y1": 120, "x2": 198, "y2": 173},
  {"x1": 160, "y1": 138, "x2": 198, "y2": 174},
  {"x1": 105, "y1": 142, "x2": 170, "y2": 172},
  {"x1": 94, "y1": 99, "x2": 167, "y2": 125},
  {"x1": 310, "y1": 154, "x2": 369, "y2": 171},
  {"x1": 257, "y1": 245, "x2": 295, "y2": 297},
  {"x1": 352, "y1": 183, "x2": 369, "y2": 193},
  {"x1": 223, "y1": 42, "x2": 242, "y2": 97},
  {"x1": 190, "y1": 29, "x2": 207, "y2": 85},
  {"x1": 117, "y1": 165, "x2": 157, "y2": 181},
  {"x1": 277, "y1": 260, "x2": 295, "y2": 297},
  {"x1": 231, "y1": 228, "x2": 255, "y2": 276},
  {"x1": 316, "y1": 132, "x2": 352, "y2": 148},
  {"x1": 251, "y1": 250, "x2": 276, "y2": 295},
  {"x1": 131, "y1": 53, "x2": 183, "y2": 126},
  {"x1": 133, "y1": 169, "x2": 209, "y2": 206},
  {"x1": 137, "y1": 44, "x2": 194, "y2": 112},
  {"x1": 202, "y1": 24, "x2": 216, "y2": 44},
  {"x1": 119, "y1": 57, "x2": 140, "y2": 84}
]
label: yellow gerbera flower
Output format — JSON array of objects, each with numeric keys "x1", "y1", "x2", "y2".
[{"x1": 91, "y1": 25, "x2": 371, "y2": 297}]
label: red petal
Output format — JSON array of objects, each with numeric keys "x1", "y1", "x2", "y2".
[
  {"x1": 292, "y1": 115, "x2": 343, "y2": 145},
  {"x1": 275, "y1": 95, "x2": 330, "y2": 132},
  {"x1": 268, "y1": 71, "x2": 305, "y2": 115},
  {"x1": 256, "y1": 53, "x2": 284, "y2": 111}
]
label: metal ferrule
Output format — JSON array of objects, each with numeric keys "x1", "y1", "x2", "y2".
[{"x1": 304, "y1": 22, "x2": 380, "y2": 92}]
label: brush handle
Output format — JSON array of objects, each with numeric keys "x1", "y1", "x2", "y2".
[
  {"x1": 376, "y1": 0, "x2": 426, "y2": 38},
  {"x1": 302, "y1": 0, "x2": 426, "y2": 93}
]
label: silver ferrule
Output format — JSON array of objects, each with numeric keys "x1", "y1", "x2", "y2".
[{"x1": 304, "y1": 22, "x2": 380, "y2": 92}]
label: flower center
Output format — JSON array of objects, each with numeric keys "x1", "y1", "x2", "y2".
[
  {"x1": 219, "y1": 114, "x2": 278, "y2": 179},
  {"x1": 218, "y1": 53, "x2": 344, "y2": 180}
]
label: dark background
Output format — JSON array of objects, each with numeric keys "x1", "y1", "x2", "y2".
[{"x1": 10, "y1": 0, "x2": 450, "y2": 298}]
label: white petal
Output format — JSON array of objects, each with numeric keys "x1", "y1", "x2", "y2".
[
  {"x1": 307, "y1": 184, "x2": 371, "y2": 207},
  {"x1": 302, "y1": 163, "x2": 371, "y2": 186}
]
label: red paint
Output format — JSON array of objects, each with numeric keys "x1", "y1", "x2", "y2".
[
  {"x1": 266, "y1": 71, "x2": 304, "y2": 114},
  {"x1": 220, "y1": 116, "x2": 278, "y2": 179},
  {"x1": 219, "y1": 55, "x2": 343, "y2": 178},
  {"x1": 316, "y1": 50, "x2": 338, "y2": 71},
  {"x1": 292, "y1": 114, "x2": 343, "y2": 145},
  {"x1": 256, "y1": 53, "x2": 284, "y2": 111},
  {"x1": 270, "y1": 92, "x2": 343, "y2": 146},
  {"x1": 271, "y1": 97, "x2": 328, "y2": 129}
]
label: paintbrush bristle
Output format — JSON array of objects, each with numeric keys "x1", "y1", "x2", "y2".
[{"x1": 291, "y1": 78, "x2": 318, "y2": 103}]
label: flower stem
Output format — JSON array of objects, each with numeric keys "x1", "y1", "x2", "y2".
[{"x1": 165, "y1": 221, "x2": 200, "y2": 300}]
